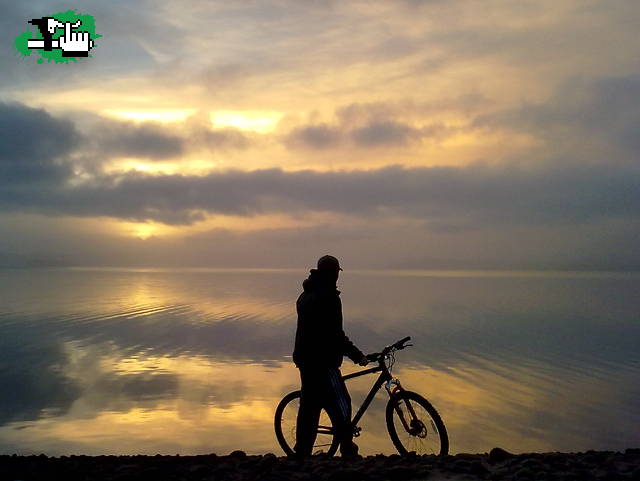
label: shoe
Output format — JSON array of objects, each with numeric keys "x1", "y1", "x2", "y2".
[{"x1": 340, "y1": 441, "x2": 359, "y2": 458}]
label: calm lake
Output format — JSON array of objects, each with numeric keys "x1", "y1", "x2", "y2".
[{"x1": 0, "y1": 267, "x2": 638, "y2": 455}]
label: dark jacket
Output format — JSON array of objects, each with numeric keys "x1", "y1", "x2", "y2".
[{"x1": 293, "y1": 269, "x2": 364, "y2": 368}]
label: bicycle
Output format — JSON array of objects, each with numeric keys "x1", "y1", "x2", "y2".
[{"x1": 274, "y1": 336, "x2": 449, "y2": 456}]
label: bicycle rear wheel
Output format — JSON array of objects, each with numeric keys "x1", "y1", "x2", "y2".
[
  {"x1": 386, "y1": 390, "x2": 449, "y2": 455},
  {"x1": 274, "y1": 391, "x2": 340, "y2": 456}
]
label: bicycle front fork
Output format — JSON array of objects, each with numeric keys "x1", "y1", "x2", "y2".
[{"x1": 386, "y1": 378, "x2": 421, "y2": 435}]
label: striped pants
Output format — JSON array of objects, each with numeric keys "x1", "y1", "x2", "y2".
[{"x1": 295, "y1": 366, "x2": 353, "y2": 456}]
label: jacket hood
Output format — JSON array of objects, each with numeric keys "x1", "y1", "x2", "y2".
[{"x1": 302, "y1": 268, "x2": 339, "y2": 293}]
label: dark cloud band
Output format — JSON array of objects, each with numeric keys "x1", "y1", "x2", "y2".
[{"x1": 2, "y1": 161, "x2": 639, "y2": 227}]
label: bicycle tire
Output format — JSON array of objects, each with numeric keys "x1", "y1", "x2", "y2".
[
  {"x1": 386, "y1": 390, "x2": 449, "y2": 455},
  {"x1": 274, "y1": 390, "x2": 340, "y2": 457}
]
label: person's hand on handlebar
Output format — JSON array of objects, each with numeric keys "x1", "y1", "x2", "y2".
[
  {"x1": 365, "y1": 353, "x2": 380, "y2": 362},
  {"x1": 355, "y1": 353, "x2": 369, "y2": 366}
]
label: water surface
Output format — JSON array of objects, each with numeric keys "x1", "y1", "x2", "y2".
[{"x1": 0, "y1": 267, "x2": 638, "y2": 455}]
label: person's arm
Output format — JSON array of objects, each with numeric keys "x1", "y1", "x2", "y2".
[
  {"x1": 342, "y1": 331, "x2": 366, "y2": 363},
  {"x1": 335, "y1": 296, "x2": 366, "y2": 364}
]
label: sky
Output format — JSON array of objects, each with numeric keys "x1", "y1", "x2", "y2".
[{"x1": 1, "y1": 0, "x2": 639, "y2": 270}]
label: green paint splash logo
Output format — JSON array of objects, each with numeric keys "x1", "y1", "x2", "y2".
[{"x1": 15, "y1": 10, "x2": 100, "y2": 64}]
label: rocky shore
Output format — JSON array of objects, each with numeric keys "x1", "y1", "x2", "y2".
[{"x1": 1, "y1": 448, "x2": 639, "y2": 481}]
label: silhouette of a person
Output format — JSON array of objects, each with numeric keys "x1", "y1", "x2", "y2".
[{"x1": 293, "y1": 255, "x2": 368, "y2": 457}]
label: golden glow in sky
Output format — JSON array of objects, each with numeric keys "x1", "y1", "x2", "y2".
[
  {"x1": 209, "y1": 110, "x2": 283, "y2": 132},
  {"x1": 102, "y1": 109, "x2": 197, "y2": 123},
  {"x1": 101, "y1": 109, "x2": 283, "y2": 132},
  {"x1": 131, "y1": 223, "x2": 159, "y2": 240}
]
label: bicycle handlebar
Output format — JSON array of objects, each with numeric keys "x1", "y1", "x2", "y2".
[{"x1": 365, "y1": 336, "x2": 412, "y2": 362}]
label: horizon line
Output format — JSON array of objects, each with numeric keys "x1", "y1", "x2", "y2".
[{"x1": 2, "y1": 265, "x2": 639, "y2": 279}]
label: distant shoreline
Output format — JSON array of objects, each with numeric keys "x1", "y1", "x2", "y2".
[
  {"x1": 2, "y1": 448, "x2": 639, "y2": 480},
  {"x1": 2, "y1": 265, "x2": 640, "y2": 279}
]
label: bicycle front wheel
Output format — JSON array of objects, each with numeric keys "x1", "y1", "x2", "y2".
[
  {"x1": 274, "y1": 391, "x2": 340, "y2": 457},
  {"x1": 386, "y1": 390, "x2": 449, "y2": 455}
]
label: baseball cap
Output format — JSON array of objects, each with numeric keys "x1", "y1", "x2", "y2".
[{"x1": 317, "y1": 254, "x2": 342, "y2": 271}]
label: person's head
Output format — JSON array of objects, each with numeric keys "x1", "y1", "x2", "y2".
[{"x1": 316, "y1": 254, "x2": 342, "y2": 283}]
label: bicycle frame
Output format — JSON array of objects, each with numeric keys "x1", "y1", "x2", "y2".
[{"x1": 341, "y1": 358, "x2": 398, "y2": 431}]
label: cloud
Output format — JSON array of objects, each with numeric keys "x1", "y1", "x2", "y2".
[
  {"x1": 72, "y1": 113, "x2": 252, "y2": 175},
  {"x1": 0, "y1": 101, "x2": 77, "y2": 184},
  {"x1": 351, "y1": 120, "x2": 422, "y2": 146},
  {"x1": 197, "y1": 60, "x2": 286, "y2": 92},
  {"x1": 285, "y1": 103, "x2": 453, "y2": 149},
  {"x1": 0, "y1": 103, "x2": 190, "y2": 194},
  {"x1": 0, "y1": 105, "x2": 252, "y2": 182},
  {"x1": 2, "y1": 99, "x2": 638, "y2": 230},
  {"x1": 474, "y1": 75, "x2": 640, "y2": 159},
  {"x1": 183, "y1": 113, "x2": 250, "y2": 151},
  {"x1": 368, "y1": 34, "x2": 423, "y2": 61},
  {"x1": 2, "y1": 160, "x2": 638, "y2": 230},
  {"x1": 569, "y1": 75, "x2": 640, "y2": 154},
  {"x1": 285, "y1": 123, "x2": 341, "y2": 149},
  {"x1": 89, "y1": 118, "x2": 185, "y2": 160},
  {"x1": 198, "y1": 128, "x2": 249, "y2": 150},
  {"x1": 336, "y1": 102, "x2": 401, "y2": 126}
]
